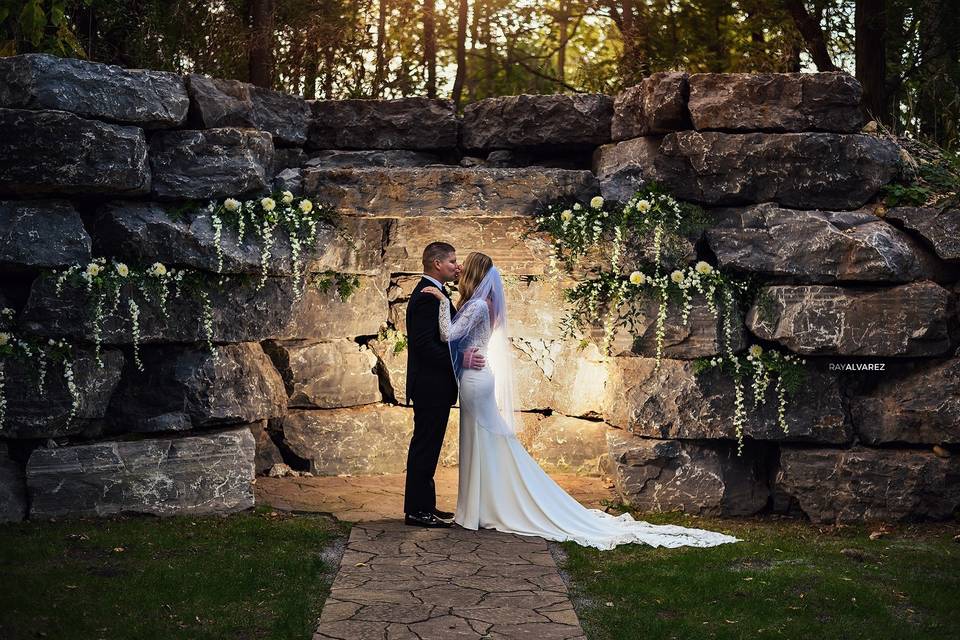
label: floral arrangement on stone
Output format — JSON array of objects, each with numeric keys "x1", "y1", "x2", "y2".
[
  {"x1": 534, "y1": 184, "x2": 806, "y2": 453},
  {"x1": 0, "y1": 307, "x2": 79, "y2": 430}
]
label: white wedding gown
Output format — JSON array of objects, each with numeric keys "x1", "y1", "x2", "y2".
[{"x1": 439, "y1": 296, "x2": 741, "y2": 551}]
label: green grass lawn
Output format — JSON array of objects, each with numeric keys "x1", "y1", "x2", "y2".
[
  {"x1": 0, "y1": 506, "x2": 348, "y2": 640},
  {"x1": 558, "y1": 509, "x2": 960, "y2": 640}
]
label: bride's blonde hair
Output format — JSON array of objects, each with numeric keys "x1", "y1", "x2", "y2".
[{"x1": 457, "y1": 252, "x2": 493, "y2": 304}]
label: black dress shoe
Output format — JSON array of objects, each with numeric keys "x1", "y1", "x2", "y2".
[
  {"x1": 432, "y1": 508, "x2": 454, "y2": 520},
  {"x1": 405, "y1": 511, "x2": 452, "y2": 528}
]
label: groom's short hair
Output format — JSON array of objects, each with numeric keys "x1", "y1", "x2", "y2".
[{"x1": 422, "y1": 242, "x2": 456, "y2": 269}]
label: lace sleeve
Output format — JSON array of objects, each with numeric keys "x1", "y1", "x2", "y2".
[
  {"x1": 439, "y1": 298, "x2": 484, "y2": 343},
  {"x1": 438, "y1": 297, "x2": 452, "y2": 342}
]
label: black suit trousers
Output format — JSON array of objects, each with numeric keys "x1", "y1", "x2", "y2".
[{"x1": 403, "y1": 402, "x2": 451, "y2": 515}]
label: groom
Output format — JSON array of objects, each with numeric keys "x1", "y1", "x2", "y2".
[{"x1": 403, "y1": 242, "x2": 485, "y2": 528}]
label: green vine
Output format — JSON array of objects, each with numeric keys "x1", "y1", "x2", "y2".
[
  {"x1": 535, "y1": 184, "x2": 808, "y2": 453},
  {"x1": 310, "y1": 271, "x2": 361, "y2": 301}
]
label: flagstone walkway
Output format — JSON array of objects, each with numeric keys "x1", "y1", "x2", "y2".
[{"x1": 313, "y1": 520, "x2": 587, "y2": 640}]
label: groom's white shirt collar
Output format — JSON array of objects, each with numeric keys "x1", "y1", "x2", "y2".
[{"x1": 421, "y1": 274, "x2": 445, "y2": 289}]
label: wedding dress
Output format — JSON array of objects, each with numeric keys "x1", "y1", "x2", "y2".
[{"x1": 437, "y1": 266, "x2": 740, "y2": 551}]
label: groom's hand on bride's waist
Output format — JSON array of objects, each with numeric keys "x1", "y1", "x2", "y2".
[{"x1": 462, "y1": 348, "x2": 486, "y2": 370}]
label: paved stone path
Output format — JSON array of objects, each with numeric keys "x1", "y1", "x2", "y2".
[{"x1": 314, "y1": 520, "x2": 587, "y2": 640}]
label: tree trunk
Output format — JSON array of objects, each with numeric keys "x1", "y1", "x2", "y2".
[
  {"x1": 855, "y1": 0, "x2": 888, "y2": 123},
  {"x1": 783, "y1": 0, "x2": 837, "y2": 71},
  {"x1": 248, "y1": 0, "x2": 275, "y2": 88},
  {"x1": 557, "y1": 0, "x2": 569, "y2": 83},
  {"x1": 304, "y1": 42, "x2": 319, "y2": 100},
  {"x1": 452, "y1": 0, "x2": 469, "y2": 108},
  {"x1": 424, "y1": 0, "x2": 437, "y2": 98},
  {"x1": 323, "y1": 45, "x2": 335, "y2": 99},
  {"x1": 373, "y1": 0, "x2": 388, "y2": 97}
]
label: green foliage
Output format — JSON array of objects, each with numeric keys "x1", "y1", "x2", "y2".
[
  {"x1": 0, "y1": 0, "x2": 87, "y2": 56},
  {"x1": 883, "y1": 137, "x2": 960, "y2": 207},
  {"x1": 310, "y1": 271, "x2": 361, "y2": 302}
]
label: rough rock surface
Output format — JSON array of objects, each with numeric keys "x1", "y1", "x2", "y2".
[
  {"x1": 528, "y1": 415, "x2": 609, "y2": 476},
  {"x1": 593, "y1": 131, "x2": 900, "y2": 209},
  {"x1": 248, "y1": 419, "x2": 285, "y2": 476},
  {"x1": 851, "y1": 358, "x2": 960, "y2": 445},
  {"x1": 746, "y1": 282, "x2": 953, "y2": 356},
  {"x1": 20, "y1": 271, "x2": 388, "y2": 343},
  {"x1": 461, "y1": 94, "x2": 612, "y2": 150},
  {"x1": 605, "y1": 357, "x2": 851, "y2": 443},
  {"x1": 262, "y1": 339, "x2": 380, "y2": 408},
  {"x1": 305, "y1": 149, "x2": 443, "y2": 168},
  {"x1": 611, "y1": 72, "x2": 691, "y2": 139},
  {"x1": 777, "y1": 446, "x2": 960, "y2": 523},
  {"x1": 0, "y1": 444, "x2": 27, "y2": 522},
  {"x1": 383, "y1": 216, "x2": 552, "y2": 275},
  {"x1": 0, "y1": 108, "x2": 150, "y2": 197},
  {"x1": 90, "y1": 201, "x2": 384, "y2": 276},
  {"x1": 0, "y1": 348, "x2": 125, "y2": 440},
  {"x1": 26, "y1": 426, "x2": 256, "y2": 518},
  {"x1": 688, "y1": 72, "x2": 865, "y2": 132},
  {"x1": 605, "y1": 430, "x2": 771, "y2": 516},
  {"x1": 107, "y1": 342, "x2": 287, "y2": 433},
  {"x1": 303, "y1": 167, "x2": 598, "y2": 217},
  {"x1": 0, "y1": 200, "x2": 92, "y2": 272},
  {"x1": 308, "y1": 98, "x2": 457, "y2": 150},
  {"x1": 148, "y1": 128, "x2": 274, "y2": 200},
  {"x1": 885, "y1": 206, "x2": 960, "y2": 262},
  {"x1": 186, "y1": 74, "x2": 311, "y2": 145},
  {"x1": 0, "y1": 53, "x2": 188, "y2": 127},
  {"x1": 706, "y1": 203, "x2": 949, "y2": 283}
]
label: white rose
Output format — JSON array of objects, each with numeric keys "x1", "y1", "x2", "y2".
[
  {"x1": 695, "y1": 261, "x2": 713, "y2": 275},
  {"x1": 749, "y1": 344, "x2": 764, "y2": 358},
  {"x1": 637, "y1": 199, "x2": 652, "y2": 213},
  {"x1": 629, "y1": 271, "x2": 645, "y2": 285},
  {"x1": 560, "y1": 209, "x2": 573, "y2": 222},
  {"x1": 590, "y1": 196, "x2": 604, "y2": 209},
  {"x1": 150, "y1": 262, "x2": 167, "y2": 277},
  {"x1": 670, "y1": 270, "x2": 685, "y2": 284},
  {"x1": 85, "y1": 262, "x2": 102, "y2": 277},
  {"x1": 573, "y1": 203, "x2": 582, "y2": 210},
  {"x1": 261, "y1": 197, "x2": 276, "y2": 212},
  {"x1": 298, "y1": 199, "x2": 313, "y2": 214},
  {"x1": 0, "y1": 332, "x2": 9, "y2": 346},
  {"x1": 281, "y1": 191, "x2": 294, "y2": 204},
  {"x1": 115, "y1": 262, "x2": 129, "y2": 277},
  {"x1": 223, "y1": 198, "x2": 240, "y2": 212}
]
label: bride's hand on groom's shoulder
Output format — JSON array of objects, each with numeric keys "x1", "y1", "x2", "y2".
[{"x1": 421, "y1": 286, "x2": 444, "y2": 300}]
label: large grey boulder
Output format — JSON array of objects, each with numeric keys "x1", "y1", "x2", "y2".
[
  {"x1": 0, "y1": 444, "x2": 27, "y2": 522},
  {"x1": 89, "y1": 201, "x2": 384, "y2": 276},
  {"x1": 851, "y1": 358, "x2": 960, "y2": 445},
  {"x1": 688, "y1": 72, "x2": 865, "y2": 132},
  {"x1": 26, "y1": 426, "x2": 256, "y2": 518},
  {"x1": 303, "y1": 167, "x2": 598, "y2": 217},
  {"x1": 746, "y1": 282, "x2": 954, "y2": 356},
  {"x1": 186, "y1": 74, "x2": 311, "y2": 145},
  {"x1": 0, "y1": 348, "x2": 125, "y2": 440},
  {"x1": 305, "y1": 149, "x2": 443, "y2": 169},
  {"x1": 108, "y1": 342, "x2": 287, "y2": 434},
  {"x1": 528, "y1": 415, "x2": 610, "y2": 476},
  {"x1": 461, "y1": 94, "x2": 612, "y2": 150},
  {"x1": 593, "y1": 131, "x2": 900, "y2": 209},
  {"x1": 0, "y1": 200, "x2": 91, "y2": 272},
  {"x1": 0, "y1": 53, "x2": 188, "y2": 127},
  {"x1": 148, "y1": 128, "x2": 273, "y2": 200},
  {"x1": 605, "y1": 430, "x2": 771, "y2": 516},
  {"x1": 611, "y1": 72, "x2": 690, "y2": 140},
  {"x1": 884, "y1": 206, "x2": 960, "y2": 262},
  {"x1": 605, "y1": 357, "x2": 851, "y2": 443},
  {"x1": 777, "y1": 446, "x2": 960, "y2": 523},
  {"x1": 20, "y1": 270, "x2": 388, "y2": 344},
  {"x1": 706, "y1": 203, "x2": 951, "y2": 283},
  {"x1": 0, "y1": 108, "x2": 150, "y2": 197},
  {"x1": 262, "y1": 339, "x2": 381, "y2": 408},
  {"x1": 308, "y1": 98, "x2": 457, "y2": 150}
]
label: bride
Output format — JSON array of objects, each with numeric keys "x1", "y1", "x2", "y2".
[{"x1": 421, "y1": 251, "x2": 741, "y2": 551}]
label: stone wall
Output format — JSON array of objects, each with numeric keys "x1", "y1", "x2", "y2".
[{"x1": 1, "y1": 54, "x2": 957, "y2": 524}]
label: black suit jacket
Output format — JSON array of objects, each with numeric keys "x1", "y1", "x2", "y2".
[{"x1": 405, "y1": 277, "x2": 458, "y2": 407}]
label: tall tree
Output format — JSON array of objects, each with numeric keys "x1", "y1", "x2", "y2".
[
  {"x1": 782, "y1": 0, "x2": 837, "y2": 71},
  {"x1": 248, "y1": 0, "x2": 275, "y2": 87},
  {"x1": 423, "y1": 0, "x2": 437, "y2": 97},
  {"x1": 855, "y1": 0, "x2": 888, "y2": 122},
  {"x1": 451, "y1": 0, "x2": 469, "y2": 107},
  {"x1": 373, "y1": 0, "x2": 388, "y2": 96}
]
